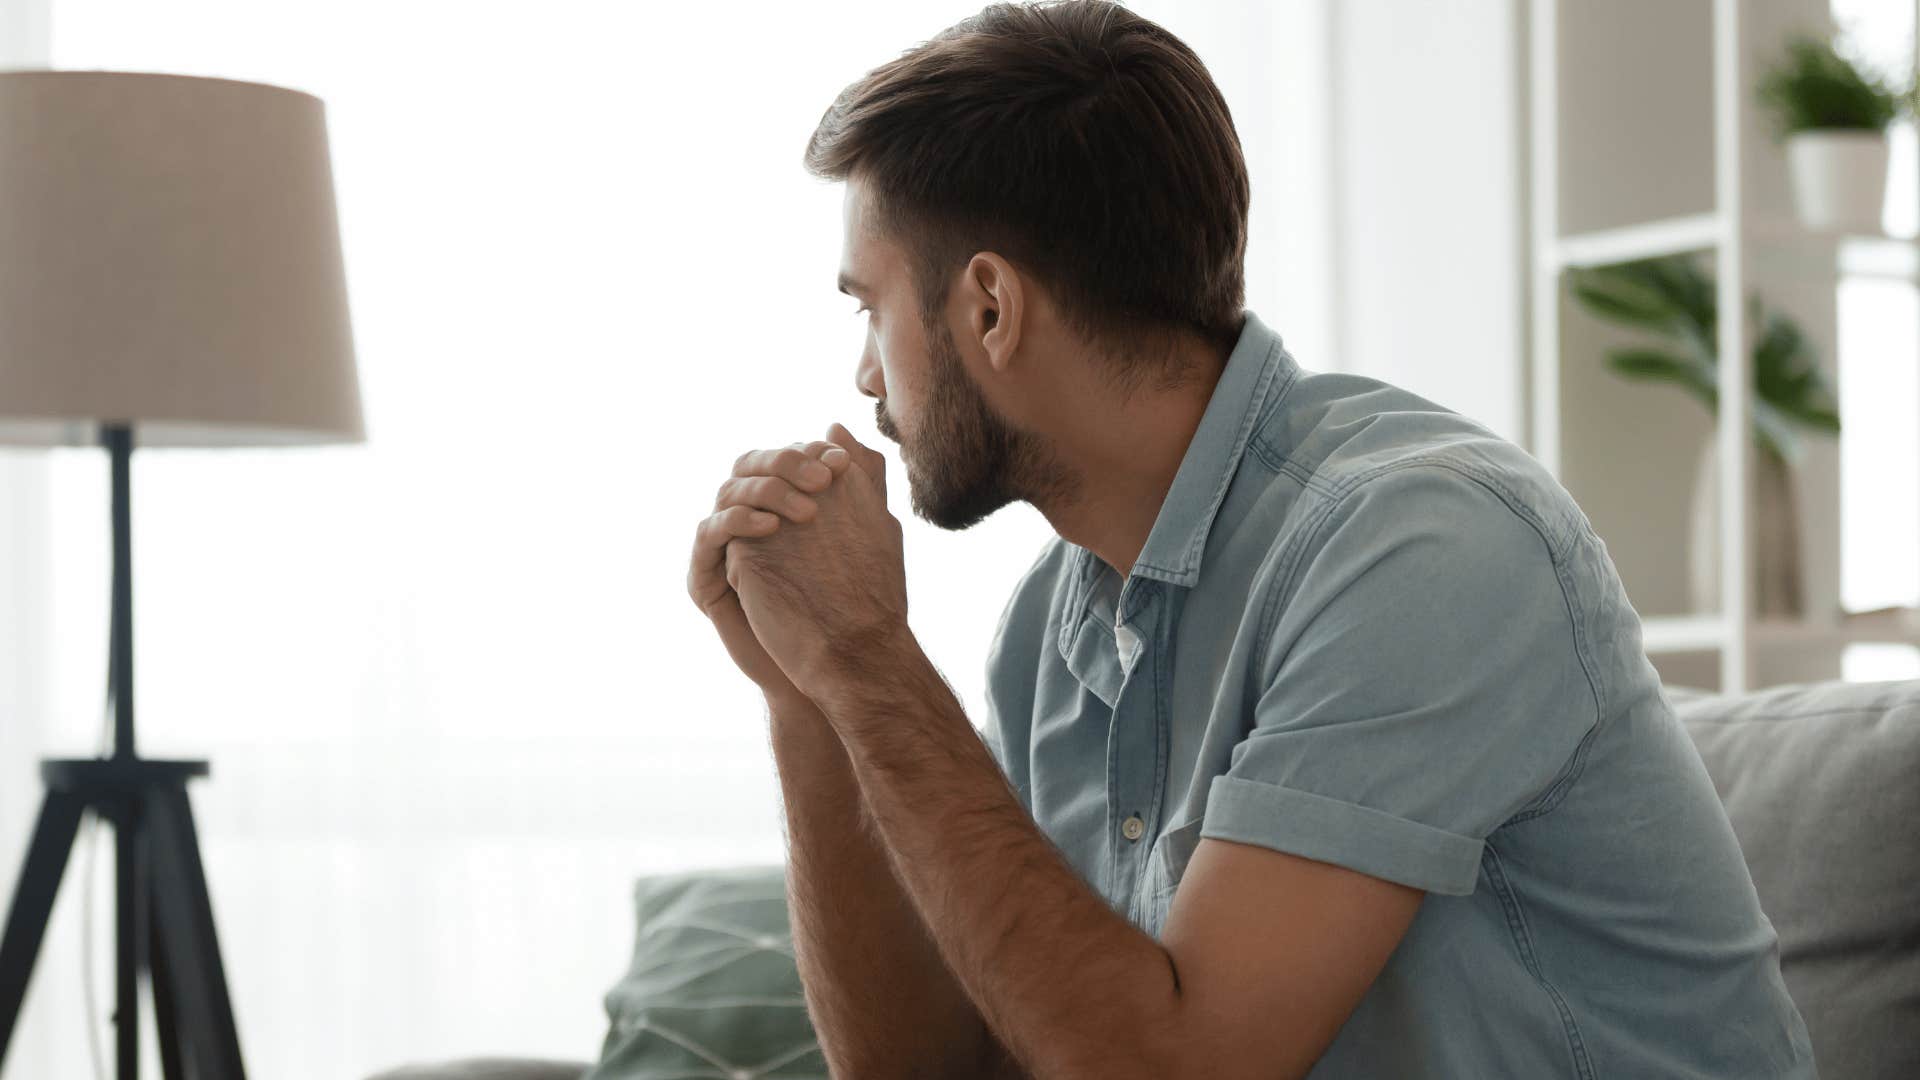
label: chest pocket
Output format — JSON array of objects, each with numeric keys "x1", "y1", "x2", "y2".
[{"x1": 1129, "y1": 817, "x2": 1206, "y2": 940}]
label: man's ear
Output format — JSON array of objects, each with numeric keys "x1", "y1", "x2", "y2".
[{"x1": 968, "y1": 253, "x2": 1022, "y2": 375}]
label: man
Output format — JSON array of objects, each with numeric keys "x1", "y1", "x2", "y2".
[{"x1": 686, "y1": 2, "x2": 1816, "y2": 1077}]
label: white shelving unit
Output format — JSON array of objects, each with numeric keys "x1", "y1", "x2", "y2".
[{"x1": 1528, "y1": 0, "x2": 1920, "y2": 693}]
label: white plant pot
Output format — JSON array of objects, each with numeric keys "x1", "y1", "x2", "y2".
[{"x1": 1786, "y1": 129, "x2": 1889, "y2": 233}]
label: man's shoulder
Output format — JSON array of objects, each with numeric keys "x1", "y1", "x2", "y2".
[{"x1": 1248, "y1": 368, "x2": 1587, "y2": 562}]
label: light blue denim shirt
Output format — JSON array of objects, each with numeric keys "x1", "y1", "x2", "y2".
[{"x1": 980, "y1": 310, "x2": 1815, "y2": 1078}]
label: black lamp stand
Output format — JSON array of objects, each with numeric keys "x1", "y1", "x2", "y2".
[{"x1": 0, "y1": 424, "x2": 246, "y2": 1079}]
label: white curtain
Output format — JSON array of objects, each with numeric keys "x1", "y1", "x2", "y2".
[{"x1": 4, "y1": 2, "x2": 1314, "y2": 1077}]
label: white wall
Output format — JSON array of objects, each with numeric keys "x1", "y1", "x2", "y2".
[
  {"x1": 0, "y1": 7, "x2": 65, "y2": 1079},
  {"x1": 1128, "y1": 0, "x2": 1339, "y2": 379},
  {"x1": 0, "y1": 0, "x2": 48, "y2": 60},
  {"x1": 1329, "y1": 0, "x2": 1529, "y2": 441},
  {"x1": 0, "y1": 8, "x2": 73, "y2": 1080}
]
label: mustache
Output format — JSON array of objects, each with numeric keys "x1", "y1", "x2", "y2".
[{"x1": 875, "y1": 401, "x2": 900, "y2": 442}]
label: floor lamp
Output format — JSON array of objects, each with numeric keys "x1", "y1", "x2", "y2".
[{"x1": 0, "y1": 71, "x2": 363, "y2": 1079}]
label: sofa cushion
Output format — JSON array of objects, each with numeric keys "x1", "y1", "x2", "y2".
[
  {"x1": 1672, "y1": 678, "x2": 1920, "y2": 1080},
  {"x1": 366, "y1": 1060, "x2": 587, "y2": 1080},
  {"x1": 583, "y1": 865, "x2": 823, "y2": 1080}
]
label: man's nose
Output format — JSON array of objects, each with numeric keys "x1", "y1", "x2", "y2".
[{"x1": 854, "y1": 345, "x2": 883, "y2": 400}]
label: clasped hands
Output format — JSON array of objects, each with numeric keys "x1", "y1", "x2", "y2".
[{"x1": 686, "y1": 421, "x2": 913, "y2": 717}]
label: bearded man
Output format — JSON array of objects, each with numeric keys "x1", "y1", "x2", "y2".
[{"x1": 685, "y1": 2, "x2": 1815, "y2": 1077}]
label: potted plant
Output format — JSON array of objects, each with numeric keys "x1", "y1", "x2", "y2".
[
  {"x1": 1757, "y1": 33, "x2": 1907, "y2": 233},
  {"x1": 1568, "y1": 256, "x2": 1841, "y2": 617}
]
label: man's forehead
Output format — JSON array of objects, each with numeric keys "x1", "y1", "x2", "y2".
[
  {"x1": 838, "y1": 183, "x2": 882, "y2": 295},
  {"x1": 836, "y1": 229, "x2": 871, "y2": 297},
  {"x1": 842, "y1": 177, "x2": 865, "y2": 214}
]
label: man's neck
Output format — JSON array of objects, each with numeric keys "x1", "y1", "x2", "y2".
[{"x1": 1031, "y1": 345, "x2": 1228, "y2": 580}]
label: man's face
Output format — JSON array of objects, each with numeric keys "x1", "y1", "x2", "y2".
[{"x1": 841, "y1": 183, "x2": 1036, "y2": 531}]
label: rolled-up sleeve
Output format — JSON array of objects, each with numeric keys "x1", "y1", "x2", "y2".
[{"x1": 1201, "y1": 464, "x2": 1601, "y2": 896}]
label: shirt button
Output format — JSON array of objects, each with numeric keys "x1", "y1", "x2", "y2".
[{"x1": 1121, "y1": 815, "x2": 1145, "y2": 842}]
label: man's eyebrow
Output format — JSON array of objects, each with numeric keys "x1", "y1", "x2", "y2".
[{"x1": 836, "y1": 272, "x2": 871, "y2": 297}]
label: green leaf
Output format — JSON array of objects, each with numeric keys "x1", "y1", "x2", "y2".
[
  {"x1": 1751, "y1": 302, "x2": 1842, "y2": 431},
  {"x1": 1756, "y1": 33, "x2": 1905, "y2": 139},
  {"x1": 1605, "y1": 348, "x2": 1718, "y2": 411},
  {"x1": 1571, "y1": 252, "x2": 1843, "y2": 446},
  {"x1": 1569, "y1": 271, "x2": 1680, "y2": 331},
  {"x1": 1752, "y1": 398, "x2": 1805, "y2": 463}
]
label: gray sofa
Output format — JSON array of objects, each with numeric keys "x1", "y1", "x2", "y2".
[{"x1": 372, "y1": 678, "x2": 1920, "y2": 1080}]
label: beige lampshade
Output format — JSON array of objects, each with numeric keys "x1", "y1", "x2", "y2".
[{"x1": 0, "y1": 70, "x2": 363, "y2": 447}]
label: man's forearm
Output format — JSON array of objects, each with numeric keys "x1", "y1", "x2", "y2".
[
  {"x1": 816, "y1": 645, "x2": 1182, "y2": 1079},
  {"x1": 768, "y1": 696, "x2": 1004, "y2": 1077}
]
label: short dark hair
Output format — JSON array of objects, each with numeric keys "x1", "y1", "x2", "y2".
[{"x1": 803, "y1": 0, "x2": 1249, "y2": 388}]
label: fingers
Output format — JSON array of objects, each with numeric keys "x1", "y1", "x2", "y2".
[
  {"x1": 819, "y1": 443, "x2": 853, "y2": 473},
  {"x1": 693, "y1": 436, "x2": 861, "y2": 613},
  {"x1": 689, "y1": 504, "x2": 780, "y2": 604},
  {"x1": 716, "y1": 439, "x2": 859, "y2": 520},
  {"x1": 795, "y1": 438, "x2": 854, "y2": 477},
  {"x1": 731, "y1": 443, "x2": 844, "y2": 491},
  {"x1": 826, "y1": 421, "x2": 888, "y2": 493},
  {"x1": 714, "y1": 474, "x2": 823, "y2": 522}
]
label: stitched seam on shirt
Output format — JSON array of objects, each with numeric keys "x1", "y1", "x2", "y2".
[
  {"x1": 1254, "y1": 441, "x2": 1338, "y2": 497},
  {"x1": 1260, "y1": 461, "x2": 1541, "y2": 657},
  {"x1": 1250, "y1": 458, "x2": 1610, "y2": 824},
  {"x1": 1507, "y1": 718, "x2": 1601, "y2": 824},
  {"x1": 1257, "y1": 459, "x2": 1575, "y2": 663},
  {"x1": 1105, "y1": 611, "x2": 1129, "y2": 893},
  {"x1": 1483, "y1": 844, "x2": 1597, "y2": 1080},
  {"x1": 1507, "y1": 548, "x2": 1609, "y2": 822},
  {"x1": 1149, "y1": 590, "x2": 1171, "y2": 838},
  {"x1": 1056, "y1": 546, "x2": 1108, "y2": 658},
  {"x1": 1240, "y1": 352, "x2": 1311, "y2": 493},
  {"x1": 1249, "y1": 435, "x2": 1336, "y2": 500},
  {"x1": 1283, "y1": 459, "x2": 1335, "y2": 495},
  {"x1": 1252, "y1": 489, "x2": 1348, "y2": 667},
  {"x1": 1244, "y1": 433, "x2": 1290, "y2": 479}
]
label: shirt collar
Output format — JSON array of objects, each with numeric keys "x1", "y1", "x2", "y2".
[
  {"x1": 1083, "y1": 308, "x2": 1293, "y2": 583},
  {"x1": 1053, "y1": 310, "x2": 1295, "y2": 658}
]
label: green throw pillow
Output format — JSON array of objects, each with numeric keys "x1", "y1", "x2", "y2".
[{"x1": 583, "y1": 865, "x2": 825, "y2": 1080}]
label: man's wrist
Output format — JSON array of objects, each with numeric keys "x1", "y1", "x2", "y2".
[
  {"x1": 765, "y1": 689, "x2": 826, "y2": 726},
  {"x1": 813, "y1": 627, "x2": 945, "y2": 735}
]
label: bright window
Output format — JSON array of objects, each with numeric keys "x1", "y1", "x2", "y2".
[{"x1": 1832, "y1": 0, "x2": 1920, "y2": 681}]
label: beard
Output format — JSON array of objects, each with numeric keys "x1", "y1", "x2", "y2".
[{"x1": 876, "y1": 314, "x2": 1068, "y2": 531}]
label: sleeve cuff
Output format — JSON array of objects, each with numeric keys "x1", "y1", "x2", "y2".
[{"x1": 1202, "y1": 775, "x2": 1485, "y2": 895}]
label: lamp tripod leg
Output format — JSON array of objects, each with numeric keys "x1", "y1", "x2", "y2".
[
  {"x1": 149, "y1": 860, "x2": 186, "y2": 1080},
  {"x1": 146, "y1": 784, "x2": 244, "y2": 1080},
  {"x1": 115, "y1": 795, "x2": 140, "y2": 1080},
  {"x1": 0, "y1": 788, "x2": 86, "y2": 1070}
]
